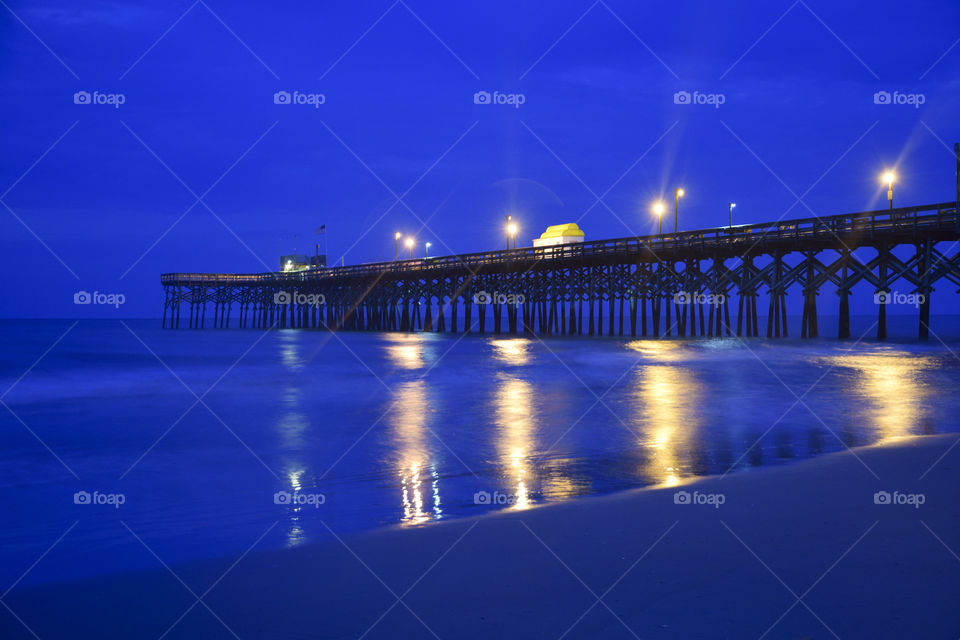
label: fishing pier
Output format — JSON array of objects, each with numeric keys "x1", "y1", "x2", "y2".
[{"x1": 161, "y1": 202, "x2": 960, "y2": 340}]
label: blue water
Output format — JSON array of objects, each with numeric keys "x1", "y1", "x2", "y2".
[{"x1": 2, "y1": 317, "x2": 959, "y2": 588}]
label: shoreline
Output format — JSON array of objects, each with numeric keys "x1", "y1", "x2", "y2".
[{"x1": 4, "y1": 433, "x2": 959, "y2": 638}]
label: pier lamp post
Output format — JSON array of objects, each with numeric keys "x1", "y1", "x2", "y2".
[
  {"x1": 505, "y1": 215, "x2": 512, "y2": 250},
  {"x1": 508, "y1": 223, "x2": 518, "y2": 249},
  {"x1": 394, "y1": 232, "x2": 402, "y2": 261},
  {"x1": 674, "y1": 188, "x2": 684, "y2": 233},
  {"x1": 425, "y1": 242, "x2": 432, "y2": 258},
  {"x1": 882, "y1": 172, "x2": 895, "y2": 210},
  {"x1": 653, "y1": 202, "x2": 665, "y2": 237},
  {"x1": 405, "y1": 236, "x2": 415, "y2": 259},
  {"x1": 729, "y1": 202, "x2": 736, "y2": 230}
]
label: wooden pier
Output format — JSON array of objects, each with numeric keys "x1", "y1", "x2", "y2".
[{"x1": 161, "y1": 202, "x2": 960, "y2": 339}]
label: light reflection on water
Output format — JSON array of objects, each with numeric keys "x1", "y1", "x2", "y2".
[
  {"x1": 385, "y1": 334, "x2": 430, "y2": 370},
  {"x1": 279, "y1": 332, "x2": 312, "y2": 546},
  {"x1": 285, "y1": 469, "x2": 306, "y2": 546},
  {"x1": 635, "y1": 361, "x2": 699, "y2": 487},
  {"x1": 392, "y1": 379, "x2": 442, "y2": 525},
  {"x1": 5, "y1": 320, "x2": 957, "y2": 585},
  {"x1": 491, "y1": 338, "x2": 535, "y2": 510},
  {"x1": 490, "y1": 338, "x2": 532, "y2": 366},
  {"x1": 279, "y1": 331, "x2": 306, "y2": 372},
  {"x1": 268, "y1": 334, "x2": 950, "y2": 544},
  {"x1": 822, "y1": 350, "x2": 932, "y2": 443},
  {"x1": 494, "y1": 374, "x2": 535, "y2": 510}
]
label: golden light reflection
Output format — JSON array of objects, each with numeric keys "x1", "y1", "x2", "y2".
[
  {"x1": 384, "y1": 335, "x2": 426, "y2": 370},
  {"x1": 392, "y1": 380, "x2": 442, "y2": 524},
  {"x1": 823, "y1": 351, "x2": 931, "y2": 443},
  {"x1": 633, "y1": 350, "x2": 700, "y2": 486},
  {"x1": 494, "y1": 374, "x2": 536, "y2": 510},
  {"x1": 490, "y1": 338, "x2": 532, "y2": 366},
  {"x1": 627, "y1": 340, "x2": 689, "y2": 363},
  {"x1": 539, "y1": 460, "x2": 586, "y2": 501}
]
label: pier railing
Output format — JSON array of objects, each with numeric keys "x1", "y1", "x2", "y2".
[{"x1": 161, "y1": 202, "x2": 958, "y2": 286}]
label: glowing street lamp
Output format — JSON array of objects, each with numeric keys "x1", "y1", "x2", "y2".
[
  {"x1": 882, "y1": 171, "x2": 895, "y2": 210},
  {"x1": 505, "y1": 214, "x2": 513, "y2": 250},
  {"x1": 425, "y1": 241, "x2": 432, "y2": 258},
  {"x1": 674, "y1": 188, "x2": 684, "y2": 234},
  {"x1": 394, "y1": 231, "x2": 402, "y2": 261},
  {"x1": 653, "y1": 202, "x2": 665, "y2": 237},
  {"x1": 729, "y1": 202, "x2": 736, "y2": 230},
  {"x1": 405, "y1": 236, "x2": 415, "y2": 259},
  {"x1": 508, "y1": 222, "x2": 518, "y2": 249}
]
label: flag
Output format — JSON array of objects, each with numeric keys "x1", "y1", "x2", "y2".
[{"x1": 315, "y1": 225, "x2": 326, "y2": 234}]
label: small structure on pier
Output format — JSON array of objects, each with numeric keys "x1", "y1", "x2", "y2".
[
  {"x1": 281, "y1": 253, "x2": 326, "y2": 272},
  {"x1": 533, "y1": 223, "x2": 585, "y2": 247}
]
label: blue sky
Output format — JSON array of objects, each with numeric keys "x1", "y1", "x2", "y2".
[{"x1": 1, "y1": 0, "x2": 959, "y2": 317}]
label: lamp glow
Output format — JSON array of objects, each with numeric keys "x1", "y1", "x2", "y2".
[
  {"x1": 882, "y1": 171, "x2": 895, "y2": 210},
  {"x1": 507, "y1": 220, "x2": 518, "y2": 249}
]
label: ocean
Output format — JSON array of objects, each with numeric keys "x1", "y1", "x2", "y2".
[{"x1": 2, "y1": 317, "x2": 959, "y2": 588}]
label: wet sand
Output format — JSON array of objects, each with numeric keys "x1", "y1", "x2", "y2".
[{"x1": 3, "y1": 434, "x2": 959, "y2": 639}]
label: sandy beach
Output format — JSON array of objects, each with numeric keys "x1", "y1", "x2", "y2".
[{"x1": 4, "y1": 434, "x2": 959, "y2": 639}]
